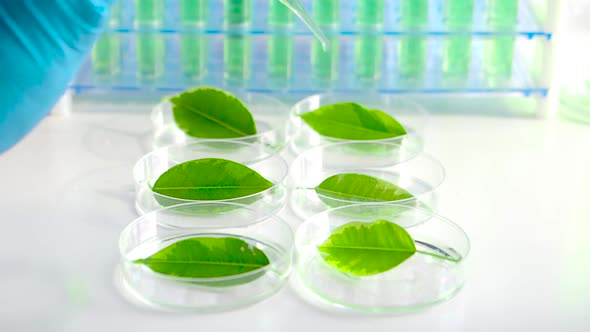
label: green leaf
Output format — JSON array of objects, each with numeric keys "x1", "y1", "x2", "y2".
[
  {"x1": 318, "y1": 220, "x2": 417, "y2": 276},
  {"x1": 300, "y1": 102, "x2": 407, "y2": 140},
  {"x1": 315, "y1": 173, "x2": 414, "y2": 207},
  {"x1": 135, "y1": 237, "x2": 270, "y2": 279},
  {"x1": 170, "y1": 87, "x2": 257, "y2": 138},
  {"x1": 152, "y1": 158, "x2": 273, "y2": 201}
]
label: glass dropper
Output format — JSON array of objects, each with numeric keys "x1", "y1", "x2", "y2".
[{"x1": 279, "y1": 0, "x2": 330, "y2": 50}]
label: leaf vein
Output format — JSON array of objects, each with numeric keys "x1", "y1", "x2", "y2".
[
  {"x1": 319, "y1": 244, "x2": 415, "y2": 253},
  {"x1": 138, "y1": 259, "x2": 267, "y2": 268},
  {"x1": 155, "y1": 185, "x2": 271, "y2": 190},
  {"x1": 316, "y1": 188, "x2": 388, "y2": 201},
  {"x1": 173, "y1": 100, "x2": 248, "y2": 136},
  {"x1": 309, "y1": 118, "x2": 402, "y2": 136}
]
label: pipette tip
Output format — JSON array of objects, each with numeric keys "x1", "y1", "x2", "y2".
[{"x1": 279, "y1": 0, "x2": 330, "y2": 50}]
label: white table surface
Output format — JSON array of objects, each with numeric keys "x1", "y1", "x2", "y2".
[{"x1": 1, "y1": 109, "x2": 590, "y2": 332}]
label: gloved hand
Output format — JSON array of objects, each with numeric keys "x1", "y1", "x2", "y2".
[{"x1": 0, "y1": 0, "x2": 113, "y2": 153}]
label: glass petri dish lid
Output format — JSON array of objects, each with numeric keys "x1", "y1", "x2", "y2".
[
  {"x1": 288, "y1": 93, "x2": 428, "y2": 156},
  {"x1": 117, "y1": 202, "x2": 294, "y2": 312},
  {"x1": 294, "y1": 203, "x2": 470, "y2": 313},
  {"x1": 133, "y1": 140, "x2": 288, "y2": 215},
  {"x1": 151, "y1": 92, "x2": 290, "y2": 151},
  {"x1": 287, "y1": 141, "x2": 445, "y2": 220}
]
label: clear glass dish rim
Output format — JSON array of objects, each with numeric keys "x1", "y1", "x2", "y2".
[
  {"x1": 295, "y1": 202, "x2": 471, "y2": 262},
  {"x1": 115, "y1": 262, "x2": 291, "y2": 313},
  {"x1": 133, "y1": 140, "x2": 290, "y2": 204},
  {"x1": 290, "y1": 92, "x2": 430, "y2": 135},
  {"x1": 119, "y1": 202, "x2": 295, "y2": 284},
  {"x1": 152, "y1": 91, "x2": 290, "y2": 142},
  {"x1": 287, "y1": 142, "x2": 446, "y2": 202},
  {"x1": 294, "y1": 274, "x2": 465, "y2": 314}
]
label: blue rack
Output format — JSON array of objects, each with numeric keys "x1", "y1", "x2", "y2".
[{"x1": 72, "y1": 0, "x2": 553, "y2": 104}]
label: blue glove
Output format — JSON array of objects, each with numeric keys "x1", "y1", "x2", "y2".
[{"x1": 0, "y1": 0, "x2": 113, "y2": 153}]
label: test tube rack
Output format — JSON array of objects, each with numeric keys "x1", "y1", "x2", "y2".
[{"x1": 71, "y1": 0, "x2": 556, "y2": 115}]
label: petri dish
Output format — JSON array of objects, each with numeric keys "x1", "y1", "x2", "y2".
[
  {"x1": 133, "y1": 141, "x2": 288, "y2": 215},
  {"x1": 287, "y1": 142, "x2": 445, "y2": 220},
  {"x1": 288, "y1": 94, "x2": 428, "y2": 156},
  {"x1": 151, "y1": 93, "x2": 290, "y2": 152},
  {"x1": 117, "y1": 202, "x2": 294, "y2": 312},
  {"x1": 295, "y1": 203, "x2": 470, "y2": 313}
]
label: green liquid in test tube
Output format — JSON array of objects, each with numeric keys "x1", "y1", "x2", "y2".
[
  {"x1": 357, "y1": 0, "x2": 384, "y2": 26},
  {"x1": 269, "y1": 1, "x2": 295, "y2": 81},
  {"x1": 181, "y1": 34, "x2": 208, "y2": 80},
  {"x1": 445, "y1": 0, "x2": 473, "y2": 28},
  {"x1": 134, "y1": 1, "x2": 166, "y2": 81},
  {"x1": 484, "y1": 1, "x2": 518, "y2": 81},
  {"x1": 312, "y1": 36, "x2": 339, "y2": 82},
  {"x1": 269, "y1": 0, "x2": 295, "y2": 25},
  {"x1": 311, "y1": 0, "x2": 339, "y2": 81},
  {"x1": 92, "y1": 0, "x2": 122, "y2": 78},
  {"x1": 486, "y1": 0, "x2": 519, "y2": 28},
  {"x1": 484, "y1": 36, "x2": 515, "y2": 80},
  {"x1": 179, "y1": 0, "x2": 208, "y2": 79},
  {"x1": 269, "y1": 35, "x2": 294, "y2": 81},
  {"x1": 136, "y1": 33, "x2": 166, "y2": 81},
  {"x1": 355, "y1": 36, "x2": 383, "y2": 81},
  {"x1": 443, "y1": 0, "x2": 473, "y2": 78},
  {"x1": 355, "y1": 0, "x2": 383, "y2": 81},
  {"x1": 398, "y1": 36, "x2": 426, "y2": 78},
  {"x1": 313, "y1": 0, "x2": 340, "y2": 25},
  {"x1": 225, "y1": 35, "x2": 251, "y2": 82},
  {"x1": 181, "y1": 0, "x2": 208, "y2": 25},
  {"x1": 400, "y1": 0, "x2": 429, "y2": 28},
  {"x1": 443, "y1": 36, "x2": 472, "y2": 78},
  {"x1": 225, "y1": 0, "x2": 251, "y2": 25},
  {"x1": 92, "y1": 33, "x2": 121, "y2": 78},
  {"x1": 134, "y1": 0, "x2": 165, "y2": 26},
  {"x1": 108, "y1": 0, "x2": 123, "y2": 28}
]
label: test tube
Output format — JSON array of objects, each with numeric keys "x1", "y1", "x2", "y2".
[
  {"x1": 180, "y1": 0, "x2": 208, "y2": 25},
  {"x1": 313, "y1": 0, "x2": 340, "y2": 26},
  {"x1": 136, "y1": 33, "x2": 166, "y2": 81},
  {"x1": 355, "y1": 36, "x2": 383, "y2": 81},
  {"x1": 312, "y1": 36, "x2": 339, "y2": 82},
  {"x1": 355, "y1": 0, "x2": 383, "y2": 81},
  {"x1": 108, "y1": 0, "x2": 123, "y2": 28},
  {"x1": 312, "y1": 0, "x2": 339, "y2": 82},
  {"x1": 400, "y1": 0, "x2": 429, "y2": 28},
  {"x1": 181, "y1": 34, "x2": 208, "y2": 80},
  {"x1": 443, "y1": 36, "x2": 472, "y2": 78},
  {"x1": 356, "y1": 0, "x2": 384, "y2": 27},
  {"x1": 92, "y1": 33, "x2": 121, "y2": 78},
  {"x1": 269, "y1": 35, "x2": 294, "y2": 81},
  {"x1": 486, "y1": 0, "x2": 519, "y2": 28},
  {"x1": 484, "y1": 36, "x2": 515, "y2": 80},
  {"x1": 180, "y1": 0, "x2": 208, "y2": 80},
  {"x1": 134, "y1": 0, "x2": 165, "y2": 26},
  {"x1": 442, "y1": 0, "x2": 474, "y2": 78},
  {"x1": 398, "y1": 36, "x2": 426, "y2": 79},
  {"x1": 225, "y1": 0, "x2": 252, "y2": 25},
  {"x1": 269, "y1": 0, "x2": 295, "y2": 25},
  {"x1": 93, "y1": 0, "x2": 123, "y2": 78},
  {"x1": 134, "y1": 0, "x2": 165, "y2": 81},
  {"x1": 445, "y1": 0, "x2": 474, "y2": 28},
  {"x1": 484, "y1": 0, "x2": 518, "y2": 80},
  {"x1": 269, "y1": 0, "x2": 295, "y2": 81},
  {"x1": 225, "y1": 35, "x2": 251, "y2": 82},
  {"x1": 484, "y1": 0, "x2": 518, "y2": 81}
]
